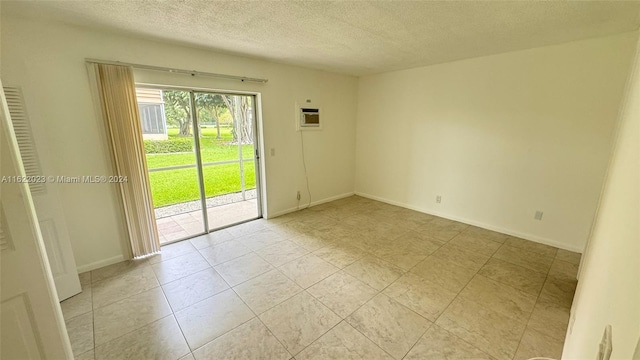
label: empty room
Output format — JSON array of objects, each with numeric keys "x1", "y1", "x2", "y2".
[{"x1": 1, "y1": 1, "x2": 638, "y2": 360}]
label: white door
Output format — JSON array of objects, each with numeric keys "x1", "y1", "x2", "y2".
[
  {"x1": 1, "y1": 81, "x2": 73, "y2": 358},
  {"x1": 3, "y1": 87, "x2": 81, "y2": 301}
]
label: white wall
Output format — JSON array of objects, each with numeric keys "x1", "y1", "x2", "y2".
[
  {"x1": 1, "y1": 17, "x2": 358, "y2": 271},
  {"x1": 355, "y1": 33, "x2": 637, "y2": 252},
  {"x1": 563, "y1": 38, "x2": 640, "y2": 360}
]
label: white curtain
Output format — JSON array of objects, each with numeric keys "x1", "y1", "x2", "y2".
[{"x1": 91, "y1": 63, "x2": 160, "y2": 257}]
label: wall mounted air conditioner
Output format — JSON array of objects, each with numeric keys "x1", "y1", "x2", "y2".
[{"x1": 296, "y1": 103, "x2": 322, "y2": 130}]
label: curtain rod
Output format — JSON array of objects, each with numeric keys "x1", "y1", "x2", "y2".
[{"x1": 85, "y1": 58, "x2": 269, "y2": 84}]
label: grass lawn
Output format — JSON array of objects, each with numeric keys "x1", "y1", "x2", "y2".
[{"x1": 146, "y1": 127, "x2": 257, "y2": 207}]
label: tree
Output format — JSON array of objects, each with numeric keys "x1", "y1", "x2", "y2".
[
  {"x1": 162, "y1": 91, "x2": 191, "y2": 136},
  {"x1": 221, "y1": 95, "x2": 253, "y2": 144},
  {"x1": 195, "y1": 93, "x2": 227, "y2": 139}
]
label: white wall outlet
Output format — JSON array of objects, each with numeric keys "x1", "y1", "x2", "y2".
[
  {"x1": 436, "y1": 195, "x2": 442, "y2": 204},
  {"x1": 297, "y1": 191, "x2": 301, "y2": 200},
  {"x1": 534, "y1": 210, "x2": 544, "y2": 220}
]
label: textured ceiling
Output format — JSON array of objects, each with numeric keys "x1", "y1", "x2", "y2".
[{"x1": 4, "y1": 1, "x2": 640, "y2": 75}]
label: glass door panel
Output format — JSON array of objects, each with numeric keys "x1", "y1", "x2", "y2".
[
  {"x1": 194, "y1": 92, "x2": 260, "y2": 230},
  {"x1": 137, "y1": 88, "x2": 206, "y2": 244}
]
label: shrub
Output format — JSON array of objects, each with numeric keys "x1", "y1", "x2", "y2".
[{"x1": 144, "y1": 138, "x2": 193, "y2": 154}]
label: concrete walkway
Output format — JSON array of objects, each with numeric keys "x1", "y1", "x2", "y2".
[{"x1": 156, "y1": 199, "x2": 259, "y2": 244}]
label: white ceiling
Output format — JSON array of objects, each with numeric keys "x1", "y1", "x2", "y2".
[{"x1": 4, "y1": 1, "x2": 640, "y2": 76}]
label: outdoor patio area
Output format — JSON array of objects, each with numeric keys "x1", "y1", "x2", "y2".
[{"x1": 156, "y1": 199, "x2": 258, "y2": 244}]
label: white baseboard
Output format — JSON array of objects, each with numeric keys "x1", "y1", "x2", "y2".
[
  {"x1": 355, "y1": 191, "x2": 584, "y2": 253},
  {"x1": 76, "y1": 254, "x2": 125, "y2": 273},
  {"x1": 265, "y1": 191, "x2": 355, "y2": 219}
]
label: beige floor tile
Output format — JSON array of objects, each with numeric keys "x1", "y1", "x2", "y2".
[
  {"x1": 357, "y1": 221, "x2": 405, "y2": 244},
  {"x1": 237, "y1": 229, "x2": 287, "y2": 250},
  {"x1": 343, "y1": 256, "x2": 403, "y2": 291},
  {"x1": 70, "y1": 198, "x2": 574, "y2": 360},
  {"x1": 492, "y1": 245, "x2": 554, "y2": 273},
  {"x1": 151, "y1": 251, "x2": 211, "y2": 285},
  {"x1": 175, "y1": 289, "x2": 255, "y2": 350},
  {"x1": 478, "y1": 258, "x2": 546, "y2": 296},
  {"x1": 91, "y1": 259, "x2": 149, "y2": 283},
  {"x1": 234, "y1": 269, "x2": 303, "y2": 314},
  {"x1": 405, "y1": 325, "x2": 493, "y2": 360},
  {"x1": 65, "y1": 312, "x2": 94, "y2": 356},
  {"x1": 259, "y1": 292, "x2": 341, "y2": 355},
  {"x1": 460, "y1": 226, "x2": 511, "y2": 244},
  {"x1": 93, "y1": 287, "x2": 172, "y2": 346},
  {"x1": 347, "y1": 293, "x2": 431, "y2": 359},
  {"x1": 269, "y1": 221, "x2": 315, "y2": 240},
  {"x1": 75, "y1": 349, "x2": 94, "y2": 360},
  {"x1": 79, "y1": 272, "x2": 91, "y2": 286},
  {"x1": 548, "y1": 259, "x2": 579, "y2": 281},
  {"x1": 279, "y1": 253, "x2": 339, "y2": 288},
  {"x1": 313, "y1": 243, "x2": 365, "y2": 269},
  {"x1": 214, "y1": 253, "x2": 273, "y2": 286},
  {"x1": 538, "y1": 277, "x2": 577, "y2": 309},
  {"x1": 383, "y1": 273, "x2": 457, "y2": 321},
  {"x1": 448, "y1": 233, "x2": 502, "y2": 257},
  {"x1": 164, "y1": 230, "x2": 190, "y2": 242},
  {"x1": 162, "y1": 268, "x2": 229, "y2": 311},
  {"x1": 410, "y1": 256, "x2": 477, "y2": 293},
  {"x1": 418, "y1": 217, "x2": 468, "y2": 241},
  {"x1": 297, "y1": 321, "x2": 393, "y2": 360},
  {"x1": 504, "y1": 238, "x2": 558, "y2": 258},
  {"x1": 225, "y1": 220, "x2": 267, "y2": 238},
  {"x1": 384, "y1": 211, "x2": 435, "y2": 232},
  {"x1": 458, "y1": 275, "x2": 537, "y2": 323},
  {"x1": 289, "y1": 233, "x2": 330, "y2": 251},
  {"x1": 193, "y1": 317, "x2": 290, "y2": 359},
  {"x1": 527, "y1": 299, "x2": 571, "y2": 341},
  {"x1": 435, "y1": 297, "x2": 526, "y2": 360},
  {"x1": 307, "y1": 224, "x2": 358, "y2": 243},
  {"x1": 370, "y1": 237, "x2": 433, "y2": 271},
  {"x1": 92, "y1": 266, "x2": 159, "y2": 309},
  {"x1": 296, "y1": 213, "x2": 339, "y2": 230},
  {"x1": 94, "y1": 316, "x2": 189, "y2": 360},
  {"x1": 256, "y1": 240, "x2": 309, "y2": 267},
  {"x1": 307, "y1": 272, "x2": 378, "y2": 318},
  {"x1": 189, "y1": 230, "x2": 235, "y2": 249},
  {"x1": 513, "y1": 327, "x2": 564, "y2": 360},
  {"x1": 149, "y1": 241, "x2": 197, "y2": 264},
  {"x1": 555, "y1": 249, "x2": 581, "y2": 265},
  {"x1": 431, "y1": 243, "x2": 490, "y2": 272},
  {"x1": 61, "y1": 285, "x2": 92, "y2": 320},
  {"x1": 198, "y1": 240, "x2": 252, "y2": 266},
  {"x1": 401, "y1": 230, "x2": 445, "y2": 250}
]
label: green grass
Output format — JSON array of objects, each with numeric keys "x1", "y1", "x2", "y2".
[
  {"x1": 149, "y1": 162, "x2": 256, "y2": 207},
  {"x1": 145, "y1": 127, "x2": 258, "y2": 207}
]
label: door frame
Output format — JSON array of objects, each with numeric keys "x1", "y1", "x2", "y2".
[{"x1": 136, "y1": 83, "x2": 267, "y2": 244}]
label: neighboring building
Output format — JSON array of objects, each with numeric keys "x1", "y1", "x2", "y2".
[{"x1": 136, "y1": 88, "x2": 168, "y2": 140}]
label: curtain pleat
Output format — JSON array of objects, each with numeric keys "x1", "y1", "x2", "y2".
[{"x1": 93, "y1": 64, "x2": 160, "y2": 257}]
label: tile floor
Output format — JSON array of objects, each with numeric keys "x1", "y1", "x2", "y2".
[
  {"x1": 156, "y1": 199, "x2": 259, "y2": 244},
  {"x1": 62, "y1": 196, "x2": 580, "y2": 360}
]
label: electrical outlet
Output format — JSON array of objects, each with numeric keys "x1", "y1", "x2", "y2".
[
  {"x1": 436, "y1": 195, "x2": 442, "y2": 204},
  {"x1": 534, "y1": 211, "x2": 544, "y2": 221},
  {"x1": 297, "y1": 191, "x2": 301, "y2": 200},
  {"x1": 270, "y1": 148, "x2": 275, "y2": 156}
]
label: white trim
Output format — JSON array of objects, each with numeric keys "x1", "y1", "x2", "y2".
[
  {"x1": 265, "y1": 191, "x2": 355, "y2": 219},
  {"x1": 355, "y1": 191, "x2": 584, "y2": 253},
  {"x1": 76, "y1": 254, "x2": 125, "y2": 273}
]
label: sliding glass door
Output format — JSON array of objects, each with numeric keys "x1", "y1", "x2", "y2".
[
  {"x1": 194, "y1": 92, "x2": 259, "y2": 230},
  {"x1": 136, "y1": 87, "x2": 261, "y2": 244}
]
